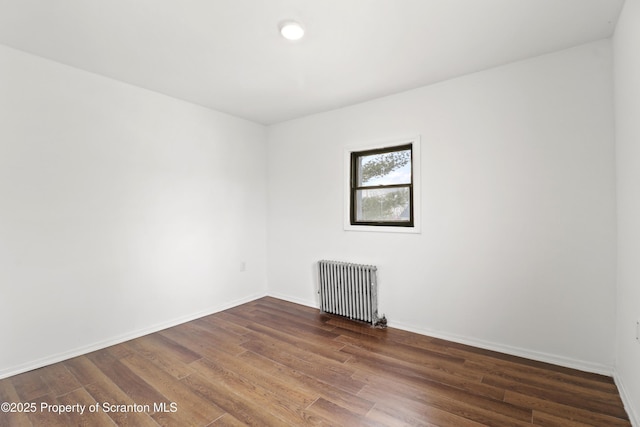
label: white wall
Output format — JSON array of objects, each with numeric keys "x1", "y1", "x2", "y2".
[
  {"x1": 613, "y1": 0, "x2": 640, "y2": 423},
  {"x1": 0, "y1": 44, "x2": 268, "y2": 378},
  {"x1": 267, "y1": 40, "x2": 617, "y2": 372}
]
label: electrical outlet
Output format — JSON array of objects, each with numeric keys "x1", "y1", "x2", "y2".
[{"x1": 240, "y1": 261, "x2": 246, "y2": 272}]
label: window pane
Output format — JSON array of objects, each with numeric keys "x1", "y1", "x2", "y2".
[
  {"x1": 358, "y1": 149, "x2": 411, "y2": 186},
  {"x1": 355, "y1": 187, "x2": 411, "y2": 222}
]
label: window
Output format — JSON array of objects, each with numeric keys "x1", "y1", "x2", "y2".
[{"x1": 350, "y1": 143, "x2": 414, "y2": 227}]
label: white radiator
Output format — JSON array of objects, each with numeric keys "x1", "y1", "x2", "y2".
[{"x1": 318, "y1": 260, "x2": 386, "y2": 327}]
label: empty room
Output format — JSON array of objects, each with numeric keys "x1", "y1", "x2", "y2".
[{"x1": 1, "y1": 0, "x2": 639, "y2": 426}]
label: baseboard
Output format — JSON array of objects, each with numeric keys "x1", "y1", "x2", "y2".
[
  {"x1": 614, "y1": 370, "x2": 640, "y2": 427},
  {"x1": 0, "y1": 291, "x2": 267, "y2": 380},
  {"x1": 268, "y1": 293, "x2": 615, "y2": 377}
]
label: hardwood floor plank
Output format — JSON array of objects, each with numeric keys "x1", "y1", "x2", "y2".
[
  {"x1": 531, "y1": 410, "x2": 595, "y2": 427},
  {"x1": 445, "y1": 340, "x2": 615, "y2": 384},
  {"x1": 37, "y1": 363, "x2": 81, "y2": 397},
  {"x1": 305, "y1": 397, "x2": 384, "y2": 427},
  {"x1": 106, "y1": 343, "x2": 135, "y2": 360},
  {"x1": 124, "y1": 335, "x2": 197, "y2": 380},
  {"x1": 216, "y1": 311, "x2": 255, "y2": 328},
  {"x1": 142, "y1": 333, "x2": 202, "y2": 364},
  {"x1": 458, "y1": 343, "x2": 618, "y2": 394},
  {"x1": 0, "y1": 410, "x2": 32, "y2": 427},
  {"x1": 245, "y1": 321, "x2": 346, "y2": 354},
  {"x1": 366, "y1": 402, "x2": 487, "y2": 427},
  {"x1": 244, "y1": 325, "x2": 349, "y2": 364},
  {"x1": 170, "y1": 322, "x2": 247, "y2": 356},
  {"x1": 56, "y1": 387, "x2": 116, "y2": 426},
  {"x1": 482, "y1": 373, "x2": 628, "y2": 418},
  {"x1": 251, "y1": 301, "x2": 335, "y2": 335},
  {"x1": 345, "y1": 344, "x2": 505, "y2": 402},
  {"x1": 339, "y1": 337, "x2": 481, "y2": 383},
  {"x1": 158, "y1": 327, "x2": 218, "y2": 361},
  {"x1": 24, "y1": 394, "x2": 71, "y2": 427},
  {"x1": 190, "y1": 354, "x2": 316, "y2": 409},
  {"x1": 240, "y1": 337, "x2": 366, "y2": 395},
  {"x1": 181, "y1": 373, "x2": 290, "y2": 427},
  {"x1": 196, "y1": 314, "x2": 253, "y2": 336},
  {"x1": 464, "y1": 357, "x2": 619, "y2": 395},
  {"x1": 189, "y1": 358, "x2": 312, "y2": 425},
  {"x1": 237, "y1": 350, "x2": 375, "y2": 416},
  {"x1": 84, "y1": 379, "x2": 160, "y2": 426},
  {"x1": 190, "y1": 318, "x2": 250, "y2": 346},
  {"x1": 244, "y1": 303, "x2": 336, "y2": 332},
  {"x1": 86, "y1": 353, "x2": 168, "y2": 408},
  {"x1": 64, "y1": 355, "x2": 112, "y2": 386},
  {"x1": 0, "y1": 380, "x2": 33, "y2": 427},
  {"x1": 235, "y1": 307, "x2": 338, "y2": 338},
  {"x1": 9, "y1": 369, "x2": 50, "y2": 402},
  {"x1": 0, "y1": 297, "x2": 631, "y2": 426},
  {"x1": 253, "y1": 297, "x2": 330, "y2": 322},
  {"x1": 149, "y1": 408, "x2": 200, "y2": 427},
  {"x1": 119, "y1": 353, "x2": 224, "y2": 426},
  {"x1": 208, "y1": 413, "x2": 250, "y2": 427},
  {"x1": 360, "y1": 382, "x2": 474, "y2": 426},
  {"x1": 336, "y1": 331, "x2": 467, "y2": 370},
  {"x1": 365, "y1": 404, "x2": 434, "y2": 427},
  {"x1": 357, "y1": 374, "x2": 534, "y2": 427},
  {"x1": 505, "y1": 390, "x2": 631, "y2": 426},
  {"x1": 325, "y1": 316, "x2": 390, "y2": 338}
]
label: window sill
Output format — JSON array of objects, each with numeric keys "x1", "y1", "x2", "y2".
[{"x1": 343, "y1": 223, "x2": 421, "y2": 234}]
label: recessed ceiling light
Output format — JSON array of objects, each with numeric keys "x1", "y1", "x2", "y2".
[{"x1": 280, "y1": 21, "x2": 305, "y2": 41}]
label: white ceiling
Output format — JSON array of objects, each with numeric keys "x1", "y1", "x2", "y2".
[{"x1": 0, "y1": 0, "x2": 626, "y2": 125}]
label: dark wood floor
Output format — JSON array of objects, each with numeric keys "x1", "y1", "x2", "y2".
[{"x1": 0, "y1": 297, "x2": 631, "y2": 426}]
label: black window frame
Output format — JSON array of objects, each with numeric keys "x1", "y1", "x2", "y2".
[{"x1": 350, "y1": 143, "x2": 414, "y2": 227}]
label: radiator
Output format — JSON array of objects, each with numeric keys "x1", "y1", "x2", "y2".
[{"x1": 318, "y1": 260, "x2": 386, "y2": 327}]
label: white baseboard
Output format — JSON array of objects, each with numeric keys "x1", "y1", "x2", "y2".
[
  {"x1": 0, "y1": 291, "x2": 267, "y2": 380},
  {"x1": 614, "y1": 370, "x2": 640, "y2": 427}
]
